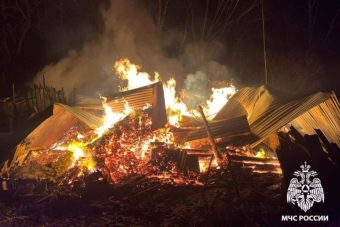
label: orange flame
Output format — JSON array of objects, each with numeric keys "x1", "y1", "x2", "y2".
[
  {"x1": 49, "y1": 58, "x2": 239, "y2": 182},
  {"x1": 113, "y1": 58, "x2": 237, "y2": 126}
]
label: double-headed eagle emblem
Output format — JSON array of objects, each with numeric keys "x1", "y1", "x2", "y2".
[{"x1": 287, "y1": 162, "x2": 324, "y2": 212}]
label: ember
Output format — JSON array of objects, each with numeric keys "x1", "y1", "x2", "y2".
[
  {"x1": 2, "y1": 58, "x2": 340, "y2": 225},
  {"x1": 24, "y1": 58, "x2": 242, "y2": 186},
  {"x1": 4, "y1": 58, "x2": 292, "y2": 192},
  {"x1": 2, "y1": 1, "x2": 340, "y2": 225}
]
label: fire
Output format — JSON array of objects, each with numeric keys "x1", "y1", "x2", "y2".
[
  {"x1": 67, "y1": 141, "x2": 86, "y2": 160},
  {"x1": 198, "y1": 157, "x2": 219, "y2": 172},
  {"x1": 114, "y1": 59, "x2": 192, "y2": 127},
  {"x1": 163, "y1": 79, "x2": 192, "y2": 126},
  {"x1": 46, "y1": 58, "x2": 239, "y2": 184},
  {"x1": 255, "y1": 148, "x2": 266, "y2": 159},
  {"x1": 52, "y1": 140, "x2": 96, "y2": 172},
  {"x1": 95, "y1": 98, "x2": 133, "y2": 137},
  {"x1": 114, "y1": 58, "x2": 236, "y2": 126},
  {"x1": 114, "y1": 58, "x2": 159, "y2": 91},
  {"x1": 205, "y1": 86, "x2": 237, "y2": 118},
  {"x1": 51, "y1": 97, "x2": 134, "y2": 173}
]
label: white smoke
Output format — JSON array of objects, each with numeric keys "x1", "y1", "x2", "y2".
[
  {"x1": 35, "y1": 0, "x2": 234, "y2": 101},
  {"x1": 35, "y1": 0, "x2": 183, "y2": 97},
  {"x1": 183, "y1": 71, "x2": 210, "y2": 109}
]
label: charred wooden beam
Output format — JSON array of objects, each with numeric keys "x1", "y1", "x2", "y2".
[
  {"x1": 150, "y1": 146, "x2": 199, "y2": 173},
  {"x1": 276, "y1": 132, "x2": 311, "y2": 187},
  {"x1": 288, "y1": 126, "x2": 306, "y2": 146},
  {"x1": 174, "y1": 115, "x2": 251, "y2": 145},
  {"x1": 228, "y1": 154, "x2": 280, "y2": 164},
  {"x1": 198, "y1": 105, "x2": 222, "y2": 163},
  {"x1": 314, "y1": 128, "x2": 340, "y2": 167}
]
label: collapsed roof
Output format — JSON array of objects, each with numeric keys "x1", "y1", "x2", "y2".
[
  {"x1": 8, "y1": 84, "x2": 340, "y2": 170},
  {"x1": 215, "y1": 85, "x2": 340, "y2": 147}
]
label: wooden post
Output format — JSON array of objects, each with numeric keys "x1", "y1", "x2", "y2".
[
  {"x1": 29, "y1": 87, "x2": 34, "y2": 112},
  {"x1": 201, "y1": 153, "x2": 214, "y2": 199},
  {"x1": 34, "y1": 85, "x2": 39, "y2": 113},
  {"x1": 11, "y1": 83, "x2": 16, "y2": 116},
  {"x1": 52, "y1": 87, "x2": 57, "y2": 103},
  {"x1": 24, "y1": 89, "x2": 32, "y2": 112},
  {"x1": 58, "y1": 90, "x2": 62, "y2": 102},
  {"x1": 48, "y1": 87, "x2": 51, "y2": 103},
  {"x1": 61, "y1": 88, "x2": 66, "y2": 104},
  {"x1": 38, "y1": 84, "x2": 43, "y2": 110},
  {"x1": 198, "y1": 105, "x2": 222, "y2": 163},
  {"x1": 72, "y1": 87, "x2": 77, "y2": 105},
  {"x1": 315, "y1": 129, "x2": 340, "y2": 167},
  {"x1": 42, "y1": 75, "x2": 46, "y2": 108}
]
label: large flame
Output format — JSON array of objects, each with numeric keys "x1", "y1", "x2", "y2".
[
  {"x1": 205, "y1": 86, "x2": 237, "y2": 118},
  {"x1": 113, "y1": 58, "x2": 236, "y2": 126},
  {"x1": 163, "y1": 79, "x2": 192, "y2": 126},
  {"x1": 114, "y1": 58, "x2": 159, "y2": 91},
  {"x1": 95, "y1": 98, "x2": 133, "y2": 137},
  {"x1": 48, "y1": 58, "x2": 239, "y2": 183},
  {"x1": 51, "y1": 97, "x2": 133, "y2": 172}
]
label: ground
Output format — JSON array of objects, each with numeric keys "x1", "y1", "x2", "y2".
[{"x1": 0, "y1": 168, "x2": 284, "y2": 226}]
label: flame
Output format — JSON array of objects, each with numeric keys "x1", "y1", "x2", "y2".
[
  {"x1": 163, "y1": 79, "x2": 192, "y2": 126},
  {"x1": 68, "y1": 141, "x2": 86, "y2": 160},
  {"x1": 198, "y1": 156, "x2": 219, "y2": 172},
  {"x1": 95, "y1": 98, "x2": 133, "y2": 137},
  {"x1": 198, "y1": 158, "x2": 209, "y2": 172},
  {"x1": 205, "y1": 86, "x2": 237, "y2": 118},
  {"x1": 46, "y1": 58, "x2": 240, "y2": 184},
  {"x1": 255, "y1": 148, "x2": 266, "y2": 159},
  {"x1": 113, "y1": 58, "x2": 237, "y2": 126},
  {"x1": 51, "y1": 97, "x2": 134, "y2": 172},
  {"x1": 114, "y1": 59, "x2": 193, "y2": 127},
  {"x1": 114, "y1": 58, "x2": 159, "y2": 91},
  {"x1": 53, "y1": 140, "x2": 95, "y2": 172}
]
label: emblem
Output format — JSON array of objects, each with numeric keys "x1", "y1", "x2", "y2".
[{"x1": 287, "y1": 162, "x2": 324, "y2": 212}]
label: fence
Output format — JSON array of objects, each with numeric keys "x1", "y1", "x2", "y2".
[{"x1": 0, "y1": 77, "x2": 67, "y2": 135}]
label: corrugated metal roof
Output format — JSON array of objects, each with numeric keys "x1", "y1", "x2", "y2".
[{"x1": 215, "y1": 86, "x2": 340, "y2": 147}]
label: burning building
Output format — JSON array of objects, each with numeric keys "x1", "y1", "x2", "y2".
[
  {"x1": 1, "y1": 59, "x2": 340, "y2": 225},
  {"x1": 3, "y1": 59, "x2": 339, "y2": 183}
]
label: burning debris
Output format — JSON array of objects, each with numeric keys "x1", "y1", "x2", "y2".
[
  {"x1": 4, "y1": 58, "x2": 340, "y2": 189},
  {"x1": 3, "y1": 59, "x2": 283, "y2": 187},
  {"x1": 1, "y1": 58, "x2": 340, "y2": 225}
]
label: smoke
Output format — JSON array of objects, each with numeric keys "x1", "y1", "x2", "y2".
[
  {"x1": 35, "y1": 0, "x2": 234, "y2": 101},
  {"x1": 183, "y1": 71, "x2": 209, "y2": 109},
  {"x1": 35, "y1": 0, "x2": 183, "y2": 97}
]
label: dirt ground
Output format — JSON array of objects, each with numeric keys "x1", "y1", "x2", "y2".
[{"x1": 0, "y1": 168, "x2": 288, "y2": 226}]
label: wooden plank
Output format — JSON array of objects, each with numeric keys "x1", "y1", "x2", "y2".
[
  {"x1": 175, "y1": 116, "x2": 251, "y2": 144},
  {"x1": 198, "y1": 105, "x2": 222, "y2": 163},
  {"x1": 315, "y1": 129, "x2": 340, "y2": 167},
  {"x1": 42, "y1": 75, "x2": 46, "y2": 108}
]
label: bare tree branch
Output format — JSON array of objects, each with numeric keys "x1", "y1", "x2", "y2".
[{"x1": 325, "y1": 7, "x2": 340, "y2": 41}]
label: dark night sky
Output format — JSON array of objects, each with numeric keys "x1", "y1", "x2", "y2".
[{"x1": 1, "y1": 0, "x2": 340, "y2": 97}]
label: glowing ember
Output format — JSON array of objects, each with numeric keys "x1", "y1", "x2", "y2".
[
  {"x1": 94, "y1": 111, "x2": 155, "y2": 183},
  {"x1": 52, "y1": 140, "x2": 96, "y2": 172},
  {"x1": 255, "y1": 149, "x2": 266, "y2": 159},
  {"x1": 51, "y1": 97, "x2": 134, "y2": 173},
  {"x1": 41, "y1": 58, "x2": 279, "y2": 186}
]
